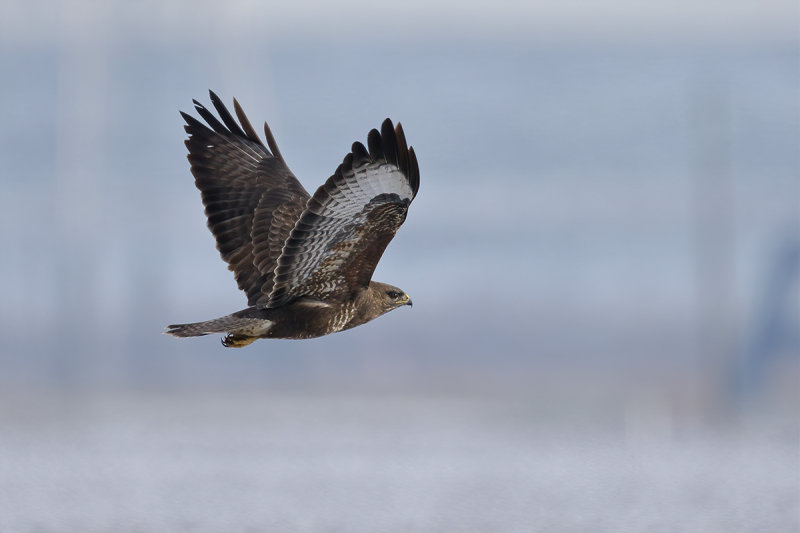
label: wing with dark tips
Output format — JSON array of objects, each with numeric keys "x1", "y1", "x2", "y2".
[
  {"x1": 266, "y1": 119, "x2": 419, "y2": 307},
  {"x1": 182, "y1": 91, "x2": 310, "y2": 305}
]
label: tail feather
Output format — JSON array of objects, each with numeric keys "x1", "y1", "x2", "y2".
[{"x1": 165, "y1": 314, "x2": 266, "y2": 338}]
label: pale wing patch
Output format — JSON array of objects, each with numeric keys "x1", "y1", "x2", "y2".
[
  {"x1": 270, "y1": 166, "x2": 410, "y2": 306},
  {"x1": 266, "y1": 118, "x2": 419, "y2": 308},
  {"x1": 325, "y1": 163, "x2": 414, "y2": 216}
]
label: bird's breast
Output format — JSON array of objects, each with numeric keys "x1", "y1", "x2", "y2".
[{"x1": 327, "y1": 303, "x2": 357, "y2": 333}]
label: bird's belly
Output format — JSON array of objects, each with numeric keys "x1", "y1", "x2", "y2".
[{"x1": 264, "y1": 302, "x2": 359, "y2": 339}]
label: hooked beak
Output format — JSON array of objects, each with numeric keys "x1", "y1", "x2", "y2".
[{"x1": 401, "y1": 293, "x2": 413, "y2": 308}]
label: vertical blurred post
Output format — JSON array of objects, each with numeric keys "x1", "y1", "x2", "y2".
[
  {"x1": 690, "y1": 77, "x2": 735, "y2": 413},
  {"x1": 52, "y1": 2, "x2": 111, "y2": 386}
]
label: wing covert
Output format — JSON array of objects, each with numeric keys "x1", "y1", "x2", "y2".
[{"x1": 265, "y1": 119, "x2": 419, "y2": 308}]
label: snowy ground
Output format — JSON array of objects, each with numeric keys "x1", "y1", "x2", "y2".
[{"x1": 0, "y1": 392, "x2": 796, "y2": 532}]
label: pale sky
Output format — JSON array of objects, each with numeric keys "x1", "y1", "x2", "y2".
[{"x1": 1, "y1": 0, "x2": 798, "y2": 45}]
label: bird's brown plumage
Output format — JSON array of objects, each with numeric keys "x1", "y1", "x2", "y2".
[{"x1": 166, "y1": 91, "x2": 419, "y2": 346}]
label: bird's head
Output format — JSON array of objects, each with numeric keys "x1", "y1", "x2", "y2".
[{"x1": 369, "y1": 281, "x2": 413, "y2": 313}]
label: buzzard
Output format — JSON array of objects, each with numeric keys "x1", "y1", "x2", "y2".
[{"x1": 166, "y1": 92, "x2": 419, "y2": 347}]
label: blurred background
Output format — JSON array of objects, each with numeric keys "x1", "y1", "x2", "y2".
[{"x1": 1, "y1": 0, "x2": 798, "y2": 531}]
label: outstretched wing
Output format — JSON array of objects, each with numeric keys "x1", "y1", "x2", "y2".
[
  {"x1": 182, "y1": 91, "x2": 310, "y2": 306},
  {"x1": 266, "y1": 119, "x2": 419, "y2": 308}
]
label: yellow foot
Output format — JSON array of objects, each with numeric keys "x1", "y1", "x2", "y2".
[{"x1": 221, "y1": 334, "x2": 258, "y2": 348}]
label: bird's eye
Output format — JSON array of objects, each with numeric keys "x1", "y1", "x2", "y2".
[{"x1": 387, "y1": 290, "x2": 402, "y2": 299}]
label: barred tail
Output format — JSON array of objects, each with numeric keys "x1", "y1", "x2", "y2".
[{"x1": 165, "y1": 314, "x2": 261, "y2": 338}]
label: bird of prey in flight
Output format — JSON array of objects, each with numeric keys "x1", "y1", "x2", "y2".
[{"x1": 166, "y1": 91, "x2": 419, "y2": 347}]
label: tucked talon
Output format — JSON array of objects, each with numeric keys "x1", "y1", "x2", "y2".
[{"x1": 220, "y1": 333, "x2": 258, "y2": 348}]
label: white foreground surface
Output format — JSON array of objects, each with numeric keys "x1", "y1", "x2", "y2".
[{"x1": 0, "y1": 393, "x2": 796, "y2": 532}]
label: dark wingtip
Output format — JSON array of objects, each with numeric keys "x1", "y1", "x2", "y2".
[
  {"x1": 367, "y1": 127, "x2": 382, "y2": 159},
  {"x1": 360, "y1": 118, "x2": 419, "y2": 197},
  {"x1": 394, "y1": 122, "x2": 409, "y2": 177},
  {"x1": 233, "y1": 97, "x2": 266, "y2": 147},
  {"x1": 380, "y1": 118, "x2": 398, "y2": 165},
  {"x1": 186, "y1": 91, "x2": 275, "y2": 155},
  {"x1": 341, "y1": 152, "x2": 354, "y2": 174},
  {"x1": 408, "y1": 146, "x2": 420, "y2": 196},
  {"x1": 207, "y1": 90, "x2": 246, "y2": 137},
  {"x1": 181, "y1": 110, "x2": 214, "y2": 139},
  {"x1": 263, "y1": 121, "x2": 285, "y2": 162},
  {"x1": 351, "y1": 141, "x2": 370, "y2": 164},
  {"x1": 179, "y1": 110, "x2": 194, "y2": 125}
]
